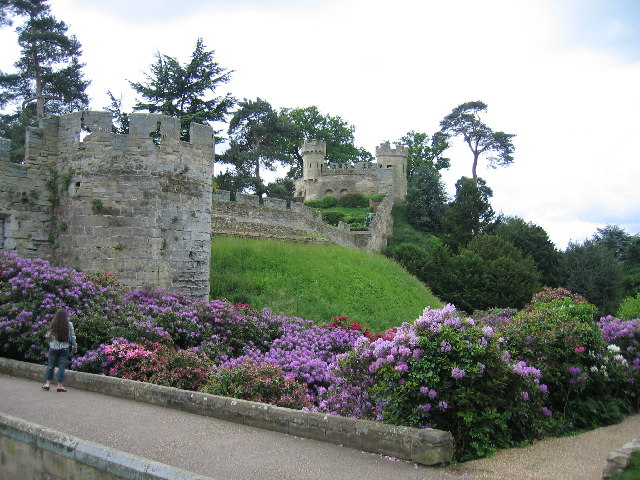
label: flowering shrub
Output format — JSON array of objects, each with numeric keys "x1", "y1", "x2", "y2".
[
  {"x1": 500, "y1": 296, "x2": 637, "y2": 432},
  {"x1": 74, "y1": 339, "x2": 211, "y2": 391},
  {"x1": 0, "y1": 252, "x2": 121, "y2": 361},
  {"x1": 325, "y1": 316, "x2": 395, "y2": 342},
  {"x1": 599, "y1": 315, "x2": 640, "y2": 371},
  {"x1": 528, "y1": 287, "x2": 588, "y2": 307},
  {"x1": 220, "y1": 316, "x2": 365, "y2": 399},
  {"x1": 204, "y1": 360, "x2": 314, "y2": 409},
  {"x1": 3, "y1": 253, "x2": 640, "y2": 462},
  {"x1": 320, "y1": 305, "x2": 550, "y2": 460}
]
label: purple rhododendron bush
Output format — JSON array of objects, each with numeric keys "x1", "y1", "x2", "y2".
[{"x1": 2, "y1": 253, "x2": 639, "y2": 460}]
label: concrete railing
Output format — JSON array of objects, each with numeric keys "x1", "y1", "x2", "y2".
[
  {"x1": 0, "y1": 358, "x2": 453, "y2": 466},
  {"x1": 0, "y1": 413, "x2": 213, "y2": 480}
]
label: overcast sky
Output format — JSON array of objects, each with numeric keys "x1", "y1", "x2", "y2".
[{"x1": 2, "y1": 0, "x2": 639, "y2": 249}]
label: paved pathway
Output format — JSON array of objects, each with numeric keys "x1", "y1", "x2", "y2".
[{"x1": 1, "y1": 374, "x2": 637, "y2": 480}]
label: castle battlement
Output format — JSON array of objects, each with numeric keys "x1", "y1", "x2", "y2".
[
  {"x1": 31, "y1": 111, "x2": 215, "y2": 151},
  {"x1": 299, "y1": 139, "x2": 327, "y2": 155},
  {"x1": 375, "y1": 141, "x2": 408, "y2": 157}
]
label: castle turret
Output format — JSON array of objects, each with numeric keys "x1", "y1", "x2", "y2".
[
  {"x1": 301, "y1": 139, "x2": 326, "y2": 181},
  {"x1": 375, "y1": 142, "x2": 408, "y2": 199}
]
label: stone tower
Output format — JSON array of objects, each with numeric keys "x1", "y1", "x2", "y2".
[
  {"x1": 301, "y1": 139, "x2": 327, "y2": 182},
  {"x1": 0, "y1": 111, "x2": 214, "y2": 299},
  {"x1": 375, "y1": 142, "x2": 408, "y2": 199}
]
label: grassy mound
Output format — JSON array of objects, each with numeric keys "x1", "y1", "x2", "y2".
[{"x1": 210, "y1": 236, "x2": 441, "y2": 332}]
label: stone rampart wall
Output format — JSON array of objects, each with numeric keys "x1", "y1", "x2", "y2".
[
  {"x1": 212, "y1": 191, "x2": 393, "y2": 252},
  {"x1": 0, "y1": 111, "x2": 214, "y2": 298},
  {"x1": 0, "y1": 138, "x2": 55, "y2": 258}
]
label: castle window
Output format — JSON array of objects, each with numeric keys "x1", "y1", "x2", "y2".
[
  {"x1": 151, "y1": 121, "x2": 162, "y2": 145},
  {"x1": 78, "y1": 116, "x2": 92, "y2": 142},
  {"x1": 340, "y1": 189, "x2": 348, "y2": 195},
  {"x1": 325, "y1": 189, "x2": 333, "y2": 196}
]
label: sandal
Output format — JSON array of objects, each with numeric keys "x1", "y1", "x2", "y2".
[
  {"x1": 41, "y1": 385, "x2": 50, "y2": 391},
  {"x1": 56, "y1": 387, "x2": 67, "y2": 392}
]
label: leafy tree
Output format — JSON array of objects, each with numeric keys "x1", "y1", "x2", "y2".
[
  {"x1": 265, "y1": 177, "x2": 295, "y2": 202},
  {"x1": 129, "y1": 37, "x2": 234, "y2": 140},
  {"x1": 590, "y1": 225, "x2": 640, "y2": 297},
  {"x1": 0, "y1": 0, "x2": 88, "y2": 161},
  {"x1": 276, "y1": 105, "x2": 372, "y2": 178},
  {"x1": 0, "y1": 0, "x2": 48, "y2": 27},
  {"x1": 405, "y1": 163, "x2": 449, "y2": 234},
  {"x1": 105, "y1": 91, "x2": 129, "y2": 134},
  {"x1": 446, "y1": 235, "x2": 541, "y2": 312},
  {"x1": 0, "y1": 2, "x2": 89, "y2": 120},
  {"x1": 396, "y1": 130, "x2": 449, "y2": 179},
  {"x1": 439, "y1": 101, "x2": 515, "y2": 185},
  {"x1": 592, "y1": 225, "x2": 633, "y2": 261},
  {"x1": 222, "y1": 98, "x2": 292, "y2": 197},
  {"x1": 561, "y1": 240, "x2": 624, "y2": 316},
  {"x1": 490, "y1": 215, "x2": 562, "y2": 287},
  {"x1": 442, "y1": 176, "x2": 494, "y2": 251},
  {"x1": 623, "y1": 236, "x2": 640, "y2": 296}
]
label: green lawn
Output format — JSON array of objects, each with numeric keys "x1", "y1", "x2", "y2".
[{"x1": 210, "y1": 236, "x2": 441, "y2": 332}]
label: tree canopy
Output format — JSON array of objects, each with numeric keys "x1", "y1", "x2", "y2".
[
  {"x1": 396, "y1": 130, "x2": 450, "y2": 179},
  {"x1": 490, "y1": 215, "x2": 562, "y2": 287},
  {"x1": 439, "y1": 101, "x2": 515, "y2": 184},
  {"x1": 276, "y1": 105, "x2": 372, "y2": 178},
  {"x1": 222, "y1": 97, "x2": 292, "y2": 196},
  {"x1": 0, "y1": 2, "x2": 89, "y2": 119},
  {"x1": 562, "y1": 240, "x2": 624, "y2": 316},
  {"x1": 129, "y1": 37, "x2": 234, "y2": 140},
  {"x1": 0, "y1": 0, "x2": 89, "y2": 161},
  {"x1": 405, "y1": 163, "x2": 449, "y2": 235},
  {"x1": 442, "y1": 176, "x2": 494, "y2": 251}
]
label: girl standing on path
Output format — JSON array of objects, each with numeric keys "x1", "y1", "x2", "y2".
[{"x1": 42, "y1": 308, "x2": 77, "y2": 392}]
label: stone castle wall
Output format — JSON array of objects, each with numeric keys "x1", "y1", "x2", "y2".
[
  {"x1": 295, "y1": 140, "x2": 408, "y2": 201},
  {"x1": 0, "y1": 111, "x2": 214, "y2": 298},
  {"x1": 211, "y1": 190, "x2": 394, "y2": 253}
]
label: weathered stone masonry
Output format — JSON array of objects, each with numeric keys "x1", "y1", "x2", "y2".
[
  {"x1": 0, "y1": 111, "x2": 214, "y2": 298},
  {"x1": 211, "y1": 189, "x2": 394, "y2": 253}
]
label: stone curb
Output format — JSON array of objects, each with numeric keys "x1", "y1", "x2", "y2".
[
  {"x1": 603, "y1": 436, "x2": 640, "y2": 478},
  {"x1": 0, "y1": 357, "x2": 453, "y2": 466},
  {"x1": 0, "y1": 412, "x2": 214, "y2": 480}
]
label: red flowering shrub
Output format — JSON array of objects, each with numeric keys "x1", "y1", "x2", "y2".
[
  {"x1": 203, "y1": 360, "x2": 314, "y2": 409},
  {"x1": 528, "y1": 287, "x2": 588, "y2": 308},
  {"x1": 326, "y1": 316, "x2": 395, "y2": 342},
  {"x1": 105, "y1": 341, "x2": 211, "y2": 391}
]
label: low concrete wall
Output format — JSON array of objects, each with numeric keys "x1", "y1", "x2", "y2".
[
  {"x1": 0, "y1": 413, "x2": 213, "y2": 480},
  {"x1": 0, "y1": 358, "x2": 453, "y2": 466}
]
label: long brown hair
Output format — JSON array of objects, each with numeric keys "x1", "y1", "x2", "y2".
[{"x1": 49, "y1": 309, "x2": 69, "y2": 342}]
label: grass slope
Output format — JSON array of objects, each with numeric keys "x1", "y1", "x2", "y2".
[{"x1": 210, "y1": 236, "x2": 441, "y2": 332}]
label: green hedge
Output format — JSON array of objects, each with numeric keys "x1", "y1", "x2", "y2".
[{"x1": 304, "y1": 195, "x2": 338, "y2": 208}]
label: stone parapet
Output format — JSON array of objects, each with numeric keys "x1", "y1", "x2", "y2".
[
  {"x1": 0, "y1": 358, "x2": 454, "y2": 466},
  {"x1": 0, "y1": 412, "x2": 213, "y2": 480}
]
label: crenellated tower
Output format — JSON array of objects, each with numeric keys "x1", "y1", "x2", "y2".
[
  {"x1": 301, "y1": 139, "x2": 327, "y2": 181},
  {"x1": 0, "y1": 111, "x2": 214, "y2": 299},
  {"x1": 375, "y1": 142, "x2": 408, "y2": 199}
]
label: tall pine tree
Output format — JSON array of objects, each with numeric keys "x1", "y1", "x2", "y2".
[
  {"x1": 0, "y1": 0, "x2": 89, "y2": 161},
  {"x1": 129, "y1": 38, "x2": 234, "y2": 141}
]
